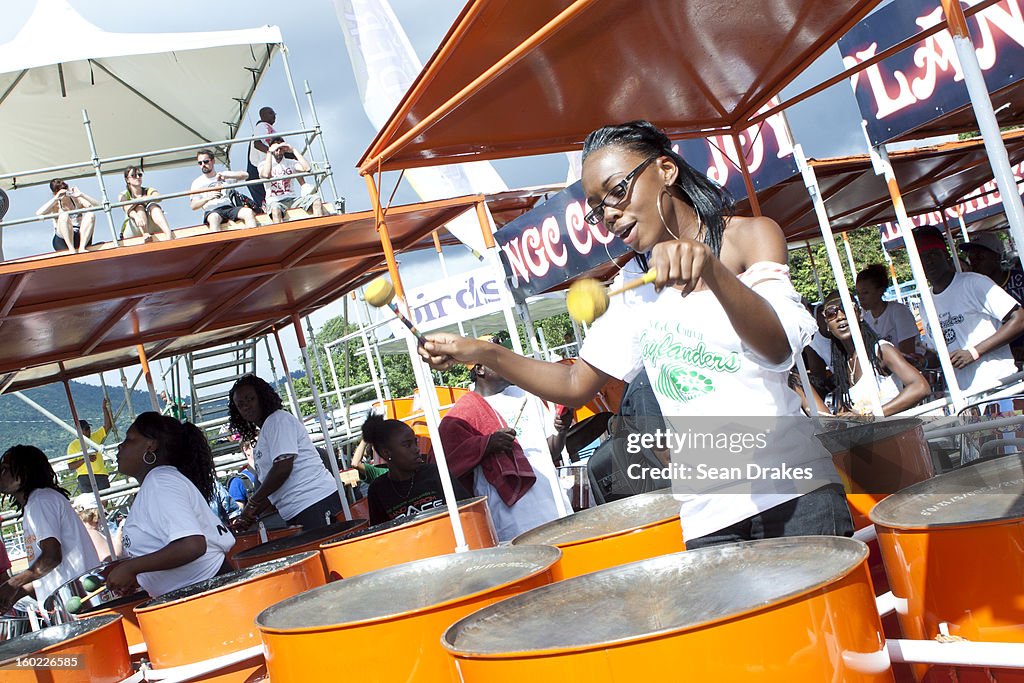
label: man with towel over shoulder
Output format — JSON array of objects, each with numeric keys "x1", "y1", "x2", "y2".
[{"x1": 439, "y1": 334, "x2": 572, "y2": 541}]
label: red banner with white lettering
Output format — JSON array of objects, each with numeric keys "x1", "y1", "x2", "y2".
[
  {"x1": 879, "y1": 162, "x2": 1024, "y2": 249},
  {"x1": 839, "y1": 0, "x2": 1024, "y2": 145}
]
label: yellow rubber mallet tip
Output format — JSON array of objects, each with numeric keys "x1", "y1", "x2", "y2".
[
  {"x1": 364, "y1": 278, "x2": 396, "y2": 308},
  {"x1": 566, "y1": 278, "x2": 609, "y2": 324}
]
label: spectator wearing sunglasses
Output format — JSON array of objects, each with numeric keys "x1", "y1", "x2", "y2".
[
  {"x1": 119, "y1": 166, "x2": 173, "y2": 241},
  {"x1": 820, "y1": 292, "x2": 930, "y2": 416},
  {"x1": 189, "y1": 150, "x2": 257, "y2": 232},
  {"x1": 420, "y1": 120, "x2": 851, "y2": 549},
  {"x1": 912, "y1": 225, "x2": 1024, "y2": 395}
]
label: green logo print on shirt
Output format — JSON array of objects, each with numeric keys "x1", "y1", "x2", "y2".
[{"x1": 641, "y1": 325, "x2": 741, "y2": 404}]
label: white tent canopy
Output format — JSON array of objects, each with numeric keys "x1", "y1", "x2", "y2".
[{"x1": 0, "y1": 0, "x2": 283, "y2": 188}]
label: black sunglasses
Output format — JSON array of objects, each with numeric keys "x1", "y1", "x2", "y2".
[
  {"x1": 197, "y1": 159, "x2": 212, "y2": 166},
  {"x1": 584, "y1": 156, "x2": 657, "y2": 226},
  {"x1": 823, "y1": 302, "x2": 860, "y2": 321}
]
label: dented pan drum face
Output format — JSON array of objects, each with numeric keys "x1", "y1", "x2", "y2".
[
  {"x1": 871, "y1": 454, "x2": 1024, "y2": 667},
  {"x1": 511, "y1": 492, "x2": 684, "y2": 580},
  {"x1": 257, "y1": 546, "x2": 561, "y2": 683},
  {"x1": 445, "y1": 537, "x2": 891, "y2": 683}
]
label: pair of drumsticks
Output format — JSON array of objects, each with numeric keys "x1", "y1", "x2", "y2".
[{"x1": 362, "y1": 270, "x2": 657, "y2": 339}]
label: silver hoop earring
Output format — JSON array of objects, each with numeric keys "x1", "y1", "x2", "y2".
[{"x1": 143, "y1": 450, "x2": 157, "y2": 465}]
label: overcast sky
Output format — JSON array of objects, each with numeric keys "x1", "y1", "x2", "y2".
[{"x1": 0, "y1": 0, "x2": 876, "y2": 405}]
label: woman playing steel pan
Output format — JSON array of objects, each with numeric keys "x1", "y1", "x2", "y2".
[
  {"x1": 228, "y1": 375, "x2": 342, "y2": 531},
  {"x1": 820, "y1": 291, "x2": 930, "y2": 416},
  {"x1": 0, "y1": 445, "x2": 100, "y2": 612},
  {"x1": 421, "y1": 120, "x2": 852, "y2": 548},
  {"x1": 106, "y1": 413, "x2": 234, "y2": 597}
]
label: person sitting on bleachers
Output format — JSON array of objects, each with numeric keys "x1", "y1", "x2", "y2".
[
  {"x1": 119, "y1": 166, "x2": 173, "y2": 241},
  {"x1": 36, "y1": 179, "x2": 98, "y2": 254},
  {"x1": 189, "y1": 149, "x2": 257, "y2": 232},
  {"x1": 259, "y1": 138, "x2": 323, "y2": 223}
]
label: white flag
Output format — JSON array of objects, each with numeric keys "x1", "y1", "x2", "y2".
[{"x1": 337, "y1": 0, "x2": 508, "y2": 255}]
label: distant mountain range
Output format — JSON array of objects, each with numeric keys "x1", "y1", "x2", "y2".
[{"x1": 0, "y1": 381, "x2": 149, "y2": 459}]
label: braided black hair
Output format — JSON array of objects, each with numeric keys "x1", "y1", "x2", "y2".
[
  {"x1": 582, "y1": 120, "x2": 735, "y2": 258},
  {"x1": 0, "y1": 445, "x2": 69, "y2": 510},
  {"x1": 228, "y1": 374, "x2": 284, "y2": 444},
  {"x1": 132, "y1": 412, "x2": 216, "y2": 501}
]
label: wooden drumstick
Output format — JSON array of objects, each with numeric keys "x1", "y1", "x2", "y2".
[
  {"x1": 607, "y1": 269, "x2": 658, "y2": 297},
  {"x1": 364, "y1": 278, "x2": 428, "y2": 345}
]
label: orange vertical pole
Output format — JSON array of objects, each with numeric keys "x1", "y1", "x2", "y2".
[
  {"x1": 136, "y1": 344, "x2": 160, "y2": 411},
  {"x1": 475, "y1": 200, "x2": 496, "y2": 249},
  {"x1": 364, "y1": 173, "x2": 408, "y2": 308},
  {"x1": 732, "y1": 134, "x2": 762, "y2": 216}
]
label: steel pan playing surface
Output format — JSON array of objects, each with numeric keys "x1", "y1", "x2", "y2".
[
  {"x1": 0, "y1": 614, "x2": 132, "y2": 683},
  {"x1": 258, "y1": 545, "x2": 560, "y2": 683},
  {"x1": 444, "y1": 537, "x2": 890, "y2": 682},
  {"x1": 870, "y1": 454, "x2": 1024, "y2": 681},
  {"x1": 511, "y1": 491, "x2": 682, "y2": 579}
]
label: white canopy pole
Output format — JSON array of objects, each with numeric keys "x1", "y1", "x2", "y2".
[
  {"x1": 476, "y1": 200, "x2": 570, "y2": 517},
  {"x1": 365, "y1": 172, "x2": 468, "y2": 551},
  {"x1": 940, "y1": 0, "x2": 1024, "y2": 273},
  {"x1": 291, "y1": 314, "x2": 351, "y2": 521},
  {"x1": 870, "y1": 141, "x2": 966, "y2": 412},
  {"x1": 58, "y1": 364, "x2": 115, "y2": 559},
  {"x1": 793, "y1": 142, "x2": 883, "y2": 416}
]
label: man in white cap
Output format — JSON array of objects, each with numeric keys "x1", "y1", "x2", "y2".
[{"x1": 959, "y1": 232, "x2": 1024, "y2": 301}]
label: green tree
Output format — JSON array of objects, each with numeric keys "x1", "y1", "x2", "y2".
[
  {"x1": 291, "y1": 316, "x2": 471, "y2": 416},
  {"x1": 788, "y1": 224, "x2": 915, "y2": 302}
]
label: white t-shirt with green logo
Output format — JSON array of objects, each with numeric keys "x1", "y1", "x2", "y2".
[{"x1": 580, "y1": 263, "x2": 840, "y2": 540}]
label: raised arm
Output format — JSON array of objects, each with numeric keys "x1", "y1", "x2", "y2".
[
  {"x1": 258, "y1": 150, "x2": 274, "y2": 179},
  {"x1": 36, "y1": 193, "x2": 61, "y2": 216},
  {"x1": 877, "y1": 344, "x2": 931, "y2": 416},
  {"x1": 421, "y1": 338, "x2": 609, "y2": 408},
  {"x1": 289, "y1": 146, "x2": 311, "y2": 173},
  {"x1": 649, "y1": 216, "x2": 794, "y2": 365}
]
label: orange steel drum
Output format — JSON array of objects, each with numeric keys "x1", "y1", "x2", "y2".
[
  {"x1": 319, "y1": 496, "x2": 497, "y2": 580},
  {"x1": 871, "y1": 454, "x2": 1024, "y2": 682},
  {"x1": 225, "y1": 525, "x2": 302, "y2": 568},
  {"x1": 0, "y1": 614, "x2": 132, "y2": 683},
  {"x1": 817, "y1": 417, "x2": 935, "y2": 530},
  {"x1": 135, "y1": 551, "x2": 326, "y2": 682},
  {"x1": 444, "y1": 537, "x2": 892, "y2": 682},
  {"x1": 75, "y1": 590, "x2": 148, "y2": 650},
  {"x1": 258, "y1": 545, "x2": 560, "y2": 683},
  {"x1": 511, "y1": 492, "x2": 683, "y2": 580},
  {"x1": 231, "y1": 518, "x2": 368, "y2": 570}
]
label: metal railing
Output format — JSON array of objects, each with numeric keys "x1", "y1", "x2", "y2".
[{"x1": 1, "y1": 83, "x2": 345, "y2": 260}]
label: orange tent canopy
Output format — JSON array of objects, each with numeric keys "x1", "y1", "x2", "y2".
[
  {"x1": 358, "y1": 0, "x2": 882, "y2": 173},
  {"x1": 751, "y1": 130, "x2": 1024, "y2": 243},
  {"x1": 0, "y1": 189, "x2": 555, "y2": 394}
]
